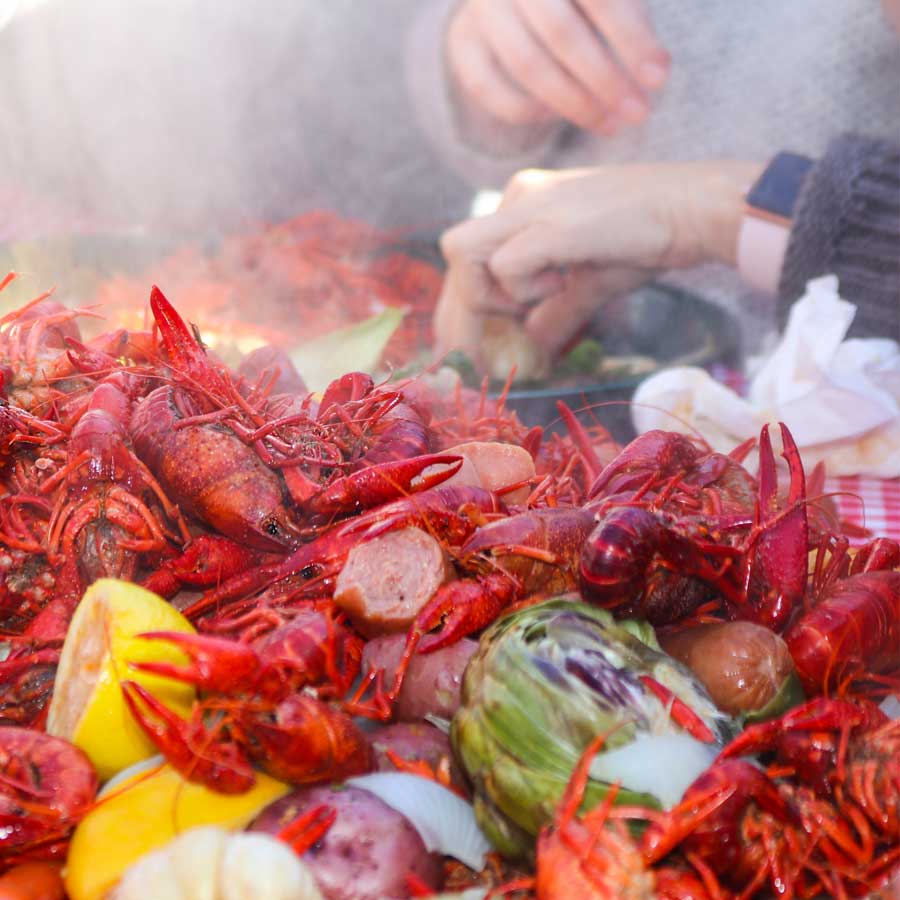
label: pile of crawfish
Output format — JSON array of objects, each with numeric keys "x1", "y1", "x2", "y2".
[
  {"x1": 0, "y1": 272, "x2": 896, "y2": 899},
  {"x1": 89, "y1": 210, "x2": 442, "y2": 366}
]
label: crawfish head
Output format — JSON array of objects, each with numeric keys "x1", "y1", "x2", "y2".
[
  {"x1": 242, "y1": 694, "x2": 373, "y2": 785},
  {"x1": 131, "y1": 387, "x2": 303, "y2": 552},
  {"x1": 579, "y1": 505, "x2": 719, "y2": 625},
  {"x1": 0, "y1": 727, "x2": 98, "y2": 854}
]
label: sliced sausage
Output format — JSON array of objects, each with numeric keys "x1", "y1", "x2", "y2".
[
  {"x1": 442, "y1": 441, "x2": 536, "y2": 503},
  {"x1": 334, "y1": 527, "x2": 451, "y2": 638}
]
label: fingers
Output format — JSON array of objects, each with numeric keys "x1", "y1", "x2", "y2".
[
  {"x1": 515, "y1": 0, "x2": 650, "y2": 125},
  {"x1": 470, "y1": 0, "x2": 611, "y2": 133},
  {"x1": 434, "y1": 215, "x2": 523, "y2": 359},
  {"x1": 487, "y1": 221, "x2": 571, "y2": 302},
  {"x1": 439, "y1": 214, "x2": 524, "y2": 315},
  {"x1": 524, "y1": 266, "x2": 650, "y2": 357},
  {"x1": 447, "y1": 0, "x2": 670, "y2": 133},
  {"x1": 576, "y1": 0, "x2": 670, "y2": 91},
  {"x1": 523, "y1": 283, "x2": 600, "y2": 358},
  {"x1": 433, "y1": 269, "x2": 488, "y2": 360},
  {"x1": 447, "y1": 8, "x2": 552, "y2": 126}
]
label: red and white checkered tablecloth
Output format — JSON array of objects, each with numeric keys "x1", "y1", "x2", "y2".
[{"x1": 828, "y1": 476, "x2": 900, "y2": 544}]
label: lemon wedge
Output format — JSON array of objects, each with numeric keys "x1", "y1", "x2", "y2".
[
  {"x1": 65, "y1": 761, "x2": 289, "y2": 900},
  {"x1": 47, "y1": 577, "x2": 197, "y2": 782}
]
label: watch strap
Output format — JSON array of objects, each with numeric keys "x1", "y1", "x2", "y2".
[{"x1": 737, "y1": 152, "x2": 813, "y2": 293}]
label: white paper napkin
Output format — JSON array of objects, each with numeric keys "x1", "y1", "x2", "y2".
[{"x1": 631, "y1": 276, "x2": 900, "y2": 477}]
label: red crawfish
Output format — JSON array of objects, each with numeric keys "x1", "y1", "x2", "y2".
[
  {"x1": 0, "y1": 728, "x2": 97, "y2": 871},
  {"x1": 123, "y1": 675, "x2": 372, "y2": 794},
  {"x1": 140, "y1": 533, "x2": 264, "y2": 600},
  {"x1": 715, "y1": 697, "x2": 900, "y2": 896},
  {"x1": 0, "y1": 372, "x2": 188, "y2": 726},
  {"x1": 784, "y1": 542, "x2": 900, "y2": 696},
  {"x1": 133, "y1": 608, "x2": 364, "y2": 702},
  {"x1": 181, "y1": 483, "x2": 506, "y2": 624},
  {"x1": 42, "y1": 373, "x2": 187, "y2": 583},
  {"x1": 130, "y1": 287, "x2": 305, "y2": 552},
  {"x1": 587, "y1": 427, "x2": 757, "y2": 517},
  {"x1": 121, "y1": 612, "x2": 371, "y2": 794},
  {"x1": 232, "y1": 368, "x2": 455, "y2": 513},
  {"x1": 0, "y1": 277, "x2": 95, "y2": 414},
  {"x1": 718, "y1": 697, "x2": 895, "y2": 814},
  {"x1": 357, "y1": 506, "x2": 598, "y2": 720},
  {"x1": 581, "y1": 422, "x2": 809, "y2": 631},
  {"x1": 487, "y1": 731, "x2": 734, "y2": 900},
  {"x1": 301, "y1": 452, "x2": 464, "y2": 519},
  {"x1": 415, "y1": 505, "x2": 597, "y2": 652}
]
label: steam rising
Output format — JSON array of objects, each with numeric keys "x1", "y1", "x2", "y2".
[{"x1": 0, "y1": 0, "x2": 470, "y2": 239}]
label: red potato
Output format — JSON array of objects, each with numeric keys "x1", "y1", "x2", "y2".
[
  {"x1": 659, "y1": 621, "x2": 799, "y2": 717},
  {"x1": 333, "y1": 527, "x2": 451, "y2": 638},
  {"x1": 362, "y1": 634, "x2": 478, "y2": 721},
  {"x1": 368, "y1": 722, "x2": 469, "y2": 795},
  {"x1": 251, "y1": 784, "x2": 443, "y2": 900},
  {"x1": 442, "y1": 441, "x2": 536, "y2": 504}
]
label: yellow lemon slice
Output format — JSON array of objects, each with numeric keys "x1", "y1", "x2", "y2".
[
  {"x1": 47, "y1": 577, "x2": 197, "y2": 782},
  {"x1": 65, "y1": 760, "x2": 289, "y2": 900}
]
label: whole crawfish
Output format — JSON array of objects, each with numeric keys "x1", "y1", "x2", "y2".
[
  {"x1": 130, "y1": 287, "x2": 304, "y2": 551},
  {"x1": 581, "y1": 423, "x2": 809, "y2": 631},
  {"x1": 715, "y1": 697, "x2": 900, "y2": 896},
  {"x1": 121, "y1": 611, "x2": 371, "y2": 793}
]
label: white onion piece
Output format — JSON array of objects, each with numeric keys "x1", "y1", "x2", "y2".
[
  {"x1": 589, "y1": 732, "x2": 718, "y2": 809},
  {"x1": 99, "y1": 754, "x2": 165, "y2": 798},
  {"x1": 424, "y1": 714, "x2": 452, "y2": 734},
  {"x1": 346, "y1": 772, "x2": 490, "y2": 871},
  {"x1": 880, "y1": 695, "x2": 900, "y2": 720}
]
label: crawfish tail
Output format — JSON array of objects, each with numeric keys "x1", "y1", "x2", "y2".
[
  {"x1": 784, "y1": 570, "x2": 900, "y2": 695},
  {"x1": 131, "y1": 386, "x2": 302, "y2": 552}
]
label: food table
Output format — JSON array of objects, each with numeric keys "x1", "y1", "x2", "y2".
[
  {"x1": 0, "y1": 213, "x2": 900, "y2": 900},
  {"x1": 831, "y1": 475, "x2": 900, "y2": 542}
]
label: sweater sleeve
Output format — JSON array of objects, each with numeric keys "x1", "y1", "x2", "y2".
[{"x1": 777, "y1": 134, "x2": 900, "y2": 340}]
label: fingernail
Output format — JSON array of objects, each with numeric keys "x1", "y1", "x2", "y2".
[
  {"x1": 639, "y1": 59, "x2": 669, "y2": 90},
  {"x1": 618, "y1": 97, "x2": 648, "y2": 124},
  {"x1": 595, "y1": 111, "x2": 622, "y2": 135}
]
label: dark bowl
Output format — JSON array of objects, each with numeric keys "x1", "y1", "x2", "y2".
[{"x1": 501, "y1": 282, "x2": 742, "y2": 443}]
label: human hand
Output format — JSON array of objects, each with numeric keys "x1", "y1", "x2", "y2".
[
  {"x1": 445, "y1": 0, "x2": 670, "y2": 135},
  {"x1": 434, "y1": 161, "x2": 761, "y2": 367}
]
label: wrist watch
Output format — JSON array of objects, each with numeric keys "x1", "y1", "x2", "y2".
[{"x1": 736, "y1": 152, "x2": 813, "y2": 294}]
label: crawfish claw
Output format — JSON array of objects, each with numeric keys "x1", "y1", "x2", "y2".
[
  {"x1": 131, "y1": 631, "x2": 259, "y2": 695},
  {"x1": 120, "y1": 679, "x2": 256, "y2": 793}
]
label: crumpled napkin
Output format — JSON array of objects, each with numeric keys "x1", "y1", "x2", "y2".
[{"x1": 631, "y1": 275, "x2": 900, "y2": 477}]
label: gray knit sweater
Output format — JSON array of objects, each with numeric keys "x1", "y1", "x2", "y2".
[
  {"x1": 779, "y1": 135, "x2": 900, "y2": 341},
  {"x1": 406, "y1": 0, "x2": 900, "y2": 351}
]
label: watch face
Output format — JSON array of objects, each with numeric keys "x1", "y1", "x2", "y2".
[{"x1": 746, "y1": 152, "x2": 814, "y2": 219}]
